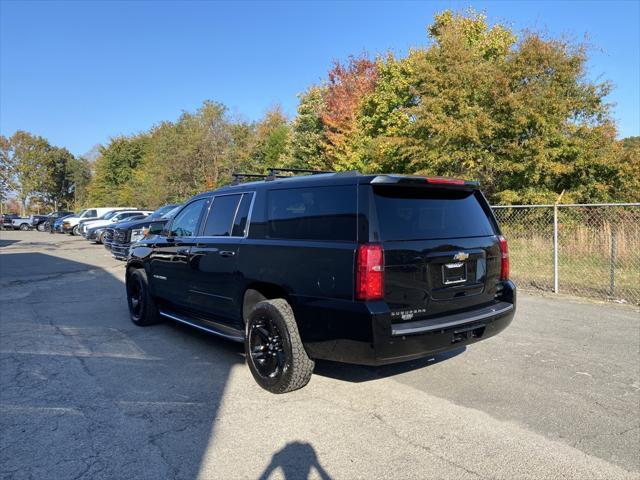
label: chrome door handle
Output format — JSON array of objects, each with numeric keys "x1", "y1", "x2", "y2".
[{"x1": 219, "y1": 250, "x2": 236, "y2": 257}]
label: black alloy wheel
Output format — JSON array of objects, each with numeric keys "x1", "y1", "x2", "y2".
[
  {"x1": 127, "y1": 273, "x2": 144, "y2": 321},
  {"x1": 126, "y1": 268, "x2": 160, "y2": 326},
  {"x1": 245, "y1": 299, "x2": 314, "y2": 393},
  {"x1": 249, "y1": 314, "x2": 286, "y2": 379}
]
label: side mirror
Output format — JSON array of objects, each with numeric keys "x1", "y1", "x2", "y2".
[{"x1": 149, "y1": 222, "x2": 166, "y2": 236}]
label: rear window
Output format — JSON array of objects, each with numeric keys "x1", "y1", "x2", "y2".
[
  {"x1": 267, "y1": 186, "x2": 356, "y2": 241},
  {"x1": 203, "y1": 194, "x2": 242, "y2": 237},
  {"x1": 373, "y1": 187, "x2": 496, "y2": 241}
]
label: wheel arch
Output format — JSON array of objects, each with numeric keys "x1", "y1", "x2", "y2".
[
  {"x1": 242, "y1": 282, "x2": 291, "y2": 325},
  {"x1": 126, "y1": 260, "x2": 145, "y2": 280}
]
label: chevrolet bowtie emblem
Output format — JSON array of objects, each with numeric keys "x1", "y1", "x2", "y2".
[{"x1": 453, "y1": 252, "x2": 469, "y2": 261}]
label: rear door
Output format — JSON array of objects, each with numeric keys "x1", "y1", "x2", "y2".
[{"x1": 369, "y1": 184, "x2": 501, "y2": 319}]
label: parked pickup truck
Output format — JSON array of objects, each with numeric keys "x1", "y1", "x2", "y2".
[
  {"x1": 1, "y1": 214, "x2": 20, "y2": 230},
  {"x1": 105, "y1": 204, "x2": 180, "y2": 259},
  {"x1": 9, "y1": 215, "x2": 33, "y2": 231}
]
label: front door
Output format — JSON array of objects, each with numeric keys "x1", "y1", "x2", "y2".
[
  {"x1": 187, "y1": 192, "x2": 253, "y2": 327},
  {"x1": 148, "y1": 198, "x2": 209, "y2": 306}
]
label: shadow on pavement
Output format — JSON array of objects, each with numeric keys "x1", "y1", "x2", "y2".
[
  {"x1": 0, "y1": 252, "x2": 240, "y2": 479},
  {"x1": 258, "y1": 442, "x2": 332, "y2": 480},
  {"x1": 0, "y1": 238, "x2": 21, "y2": 248},
  {"x1": 314, "y1": 347, "x2": 465, "y2": 383}
]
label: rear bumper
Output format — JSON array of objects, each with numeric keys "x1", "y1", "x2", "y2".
[{"x1": 302, "y1": 281, "x2": 516, "y2": 366}]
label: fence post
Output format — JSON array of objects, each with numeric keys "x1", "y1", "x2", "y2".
[
  {"x1": 609, "y1": 224, "x2": 617, "y2": 298},
  {"x1": 553, "y1": 204, "x2": 559, "y2": 294}
]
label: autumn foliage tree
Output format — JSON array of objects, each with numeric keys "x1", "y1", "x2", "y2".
[{"x1": 319, "y1": 55, "x2": 378, "y2": 169}]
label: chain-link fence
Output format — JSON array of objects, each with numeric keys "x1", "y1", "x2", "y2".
[{"x1": 492, "y1": 203, "x2": 640, "y2": 305}]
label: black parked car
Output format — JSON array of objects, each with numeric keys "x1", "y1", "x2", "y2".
[
  {"x1": 43, "y1": 211, "x2": 74, "y2": 233},
  {"x1": 126, "y1": 170, "x2": 516, "y2": 393},
  {"x1": 31, "y1": 215, "x2": 50, "y2": 231},
  {"x1": 85, "y1": 214, "x2": 149, "y2": 243},
  {"x1": 106, "y1": 204, "x2": 180, "y2": 260}
]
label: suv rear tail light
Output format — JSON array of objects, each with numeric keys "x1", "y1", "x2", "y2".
[
  {"x1": 498, "y1": 235, "x2": 509, "y2": 280},
  {"x1": 356, "y1": 244, "x2": 384, "y2": 300}
]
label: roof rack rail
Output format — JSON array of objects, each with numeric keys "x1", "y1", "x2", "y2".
[
  {"x1": 267, "y1": 168, "x2": 335, "y2": 178},
  {"x1": 231, "y1": 172, "x2": 286, "y2": 185},
  {"x1": 231, "y1": 168, "x2": 357, "y2": 185}
]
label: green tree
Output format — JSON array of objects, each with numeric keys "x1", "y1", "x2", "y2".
[
  {"x1": 0, "y1": 135, "x2": 16, "y2": 213},
  {"x1": 289, "y1": 87, "x2": 329, "y2": 170},
  {"x1": 131, "y1": 100, "x2": 250, "y2": 207},
  {"x1": 7, "y1": 131, "x2": 78, "y2": 212},
  {"x1": 249, "y1": 106, "x2": 290, "y2": 173},
  {"x1": 354, "y1": 9, "x2": 621, "y2": 204},
  {"x1": 67, "y1": 156, "x2": 92, "y2": 209},
  {"x1": 88, "y1": 135, "x2": 148, "y2": 206}
]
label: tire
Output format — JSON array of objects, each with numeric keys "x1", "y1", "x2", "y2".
[
  {"x1": 72, "y1": 225, "x2": 80, "y2": 236},
  {"x1": 37, "y1": 223, "x2": 45, "y2": 232},
  {"x1": 126, "y1": 268, "x2": 161, "y2": 326},
  {"x1": 19, "y1": 223, "x2": 29, "y2": 231},
  {"x1": 245, "y1": 298, "x2": 314, "y2": 394},
  {"x1": 97, "y1": 231, "x2": 106, "y2": 244}
]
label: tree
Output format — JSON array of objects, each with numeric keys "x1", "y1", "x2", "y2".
[
  {"x1": 67, "y1": 156, "x2": 92, "y2": 209},
  {"x1": 0, "y1": 135, "x2": 16, "y2": 214},
  {"x1": 613, "y1": 137, "x2": 640, "y2": 202},
  {"x1": 353, "y1": 9, "x2": 622, "y2": 204},
  {"x1": 129, "y1": 100, "x2": 251, "y2": 207},
  {"x1": 356, "y1": 53, "x2": 419, "y2": 173},
  {"x1": 87, "y1": 135, "x2": 148, "y2": 206},
  {"x1": 319, "y1": 55, "x2": 378, "y2": 169},
  {"x1": 249, "y1": 106, "x2": 290, "y2": 173},
  {"x1": 9, "y1": 131, "x2": 47, "y2": 213},
  {"x1": 289, "y1": 87, "x2": 329, "y2": 170}
]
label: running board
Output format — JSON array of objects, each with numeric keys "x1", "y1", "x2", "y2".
[{"x1": 159, "y1": 309, "x2": 244, "y2": 342}]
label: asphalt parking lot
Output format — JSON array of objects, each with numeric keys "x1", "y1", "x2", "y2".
[{"x1": 0, "y1": 230, "x2": 638, "y2": 480}]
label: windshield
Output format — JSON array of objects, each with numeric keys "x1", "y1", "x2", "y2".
[
  {"x1": 102, "y1": 211, "x2": 119, "y2": 220},
  {"x1": 76, "y1": 209, "x2": 87, "y2": 217},
  {"x1": 148, "y1": 204, "x2": 178, "y2": 220},
  {"x1": 161, "y1": 205, "x2": 182, "y2": 219}
]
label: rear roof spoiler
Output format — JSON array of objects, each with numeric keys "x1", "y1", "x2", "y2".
[{"x1": 370, "y1": 175, "x2": 480, "y2": 189}]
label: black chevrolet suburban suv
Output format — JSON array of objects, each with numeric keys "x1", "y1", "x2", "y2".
[{"x1": 126, "y1": 170, "x2": 516, "y2": 393}]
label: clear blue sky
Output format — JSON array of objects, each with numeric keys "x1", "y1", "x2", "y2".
[{"x1": 1, "y1": 0, "x2": 638, "y2": 156}]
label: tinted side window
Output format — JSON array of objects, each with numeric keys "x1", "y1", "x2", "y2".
[
  {"x1": 232, "y1": 193, "x2": 253, "y2": 237},
  {"x1": 170, "y1": 199, "x2": 207, "y2": 237},
  {"x1": 85, "y1": 209, "x2": 97, "y2": 218},
  {"x1": 267, "y1": 186, "x2": 357, "y2": 241},
  {"x1": 203, "y1": 194, "x2": 242, "y2": 236}
]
